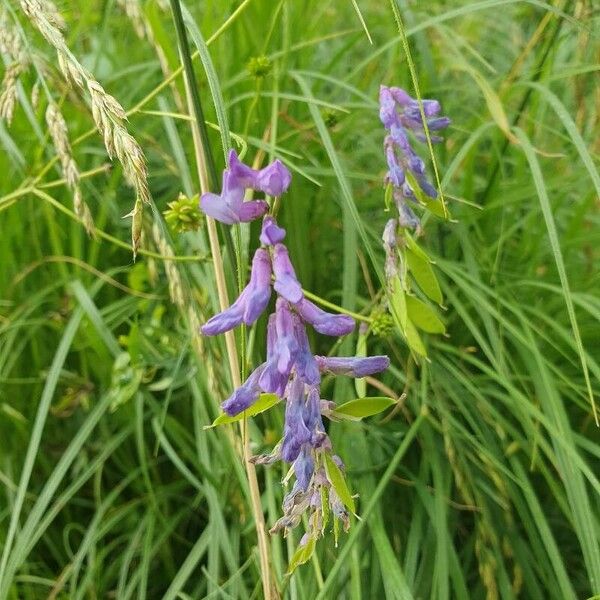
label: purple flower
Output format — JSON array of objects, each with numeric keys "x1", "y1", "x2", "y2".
[
  {"x1": 200, "y1": 171, "x2": 269, "y2": 225},
  {"x1": 259, "y1": 299, "x2": 298, "y2": 396},
  {"x1": 222, "y1": 363, "x2": 267, "y2": 415},
  {"x1": 256, "y1": 160, "x2": 292, "y2": 196},
  {"x1": 293, "y1": 446, "x2": 314, "y2": 490},
  {"x1": 293, "y1": 319, "x2": 320, "y2": 386},
  {"x1": 296, "y1": 298, "x2": 355, "y2": 337},
  {"x1": 228, "y1": 150, "x2": 291, "y2": 196},
  {"x1": 281, "y1": 377, "x2": 312, "y2": 462},
  {"x1": 260, "y1": 216, "x2": 286, "y2": 245},
  {"x1": 315, "y1": 355, "x2": 390, "y2": 377},
  {"x1": 379, "y1": 85, "x2": 449, "y2": 214},
  {"x1": 201, "y1": 247, "x2": 272, "y2": 335},
  {"x1": 272, "y1": 243, "x2": 303, "y2": 303},
  {"x1": 379, "y1": 86, "x2": 399, "y2": 129}
]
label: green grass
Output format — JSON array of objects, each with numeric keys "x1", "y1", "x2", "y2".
[{"x1": 1, "y1": 1, "x2": 599, "y2": 598}]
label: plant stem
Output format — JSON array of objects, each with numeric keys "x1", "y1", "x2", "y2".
[{"x1": 168, "y1": 2, "x2": 275, "y2": 598}]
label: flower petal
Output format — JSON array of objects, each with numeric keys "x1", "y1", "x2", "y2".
[
  {"x1": 260, "y1": 216, "x2": 286, "y2": 245},
  {"x1": 272, "y1": 243, "x2": 303, "y2": 303},
  {"x1": 315, "y1": 355, "x2": 390, "y2": 377},
  {"x1": 296, "y1": 298, "x2": 355, "y2": 337}
]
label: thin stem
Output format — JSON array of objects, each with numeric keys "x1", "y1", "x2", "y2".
[
  {"x1": 168, "y1": 2, "x2": 275, "y2": 598},
  {"x1": 29, "y1": 188, "x2": 204, "y2": 262}
]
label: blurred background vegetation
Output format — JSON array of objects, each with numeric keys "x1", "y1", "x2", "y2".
[{"x1": 0, "y1": 0, "x2": 599, "y2": 598}]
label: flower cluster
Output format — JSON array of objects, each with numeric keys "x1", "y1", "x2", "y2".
[
  {"x1": 200, "y1": 151, "x2": 390, "y2": 543},
  {"x1": 379, "y1": 85, "x2": 450, "y2": 233}
]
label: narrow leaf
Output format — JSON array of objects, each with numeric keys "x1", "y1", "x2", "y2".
[
  {"x1": 406, "y1": 296, "x2": 446, "y2": 333},
  {"x1": 406, "y1": 248, "x2": 443, "y2": 304},
  {"x1": 207, "y1": 394, "x2": 280, "y2": 428},
  {"x1": 334, "y1": 397, "x2": 395, "y2": 418},
  {"x1": 324, "y1": 453, "x2": 356, "y2": 514}
]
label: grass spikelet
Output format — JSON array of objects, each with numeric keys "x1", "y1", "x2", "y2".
[
  {"x1": 116, "y1": 0, "x2": 146, "y2": 38},
  {"x1": 20, "y1": 0, "x2": 150, "y2": 233},
  {"x1": 45, "y1": 101, "x2": 94, "y2": 233},
  {"x1": 0, "y1": 60, "x2": 26, "y2": 123}
]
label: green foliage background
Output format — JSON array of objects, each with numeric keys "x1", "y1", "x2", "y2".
[{"x1": 1, "y1": 1, "x2": 599, "y2": 598}]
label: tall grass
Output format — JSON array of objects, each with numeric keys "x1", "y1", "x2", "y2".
[{"x1": 1, "y1": 1, "x2": 598, "y2": 598}]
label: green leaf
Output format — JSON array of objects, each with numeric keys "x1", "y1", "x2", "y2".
[
  {"x1": 334, "y1": 397, "x2": 395, "y2": 419},
  {"x1": 324, "y1": 453, "x2": 356, "y2": 514},
  {"x1": 406, "y1": 296, "x2": 446, "y2": 334},
  {"x1": 389, "y1": 275, "x2": 408, "y2": 330},
  {"x1": 405, "y1": 318, "x2": 427, "y2": 357},
  {"x1": 404, "y1": 171, "x2": 448, "y2": 219},
  {"x1": 355, "y1": 329, "x2": 367, "y2": 399},
  {"x1": 405, "y1": 234, "x2": 431, "y2": 262},
  {"x1": 287, "y1": 535, "x2": 316, "y2": 574},
  {"x1": 384, "y1": 182, "x2": 393, "y2": 212},
  {"x1": 320, "y1": 486, "x2": 330, "y2": 534},
  {"x1": 208, "y1": 394, "x2": 280, "y2": 427},
  {"x1": 406, "y1": 248, "x2": 443, "y2": 305}
]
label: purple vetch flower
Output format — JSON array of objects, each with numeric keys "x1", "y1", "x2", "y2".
[
  {"x1": 272, "y1": 243, "x2": 303, "y2": 303},
  {"x1": 201, "y1": 247, "x2": 272, "y2": 335},
  {"x1": 228, "y1": 150, "x2": 292, "y2": 196},
  {"x1": 281, "y1": 377, "x2": 312, "y2": 462},
  {"x1": 379, "y1": 85, "x2": 449, "y2": 230},
  {"x1": 256, "y1": 160, "x2": 292, "y2": 196},
  {"x1": 296, "y1": 298, "x2": 355, "y2": 337},
  {"x1": 200, "y1": 171, "x2": 269, "y2": 225},
  {"x1": 293, "y1": 318, "x2": 321, "y2": 386},
  {"x1": 293, "y1": 445, "x2": 314, "y2": 490},
  {"x1": 222, "y1": 363, "x2": 267, "y2": 415},
  {"x1": 259, "y1": 299, "x2": 299, "y2": 396},
  {"x1": 260, "y1": 215, "x2": 286, "y2": 245},
  {"x1": 315, "y1": 355, "x2": 390, "y2": 377}
]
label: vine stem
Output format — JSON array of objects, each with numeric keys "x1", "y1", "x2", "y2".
[{"x1": 168, "y1": 1, "x2": 275, "y2": 598}]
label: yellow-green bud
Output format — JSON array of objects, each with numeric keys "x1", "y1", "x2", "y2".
[
  {"x1": 163, "y1": 194, "x2": 203, "y2": 233},
  {"x1": 246, "y1": 55, "x2": 272, "y2": 78},
  {"x1": 370, "y1": 309, "x2": 395, "y2": 338}
]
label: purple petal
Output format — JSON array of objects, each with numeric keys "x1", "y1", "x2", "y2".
[
  {"x1": 237, "y1": 199, "x2": 269, "y2": 222},
  {"x1": 296, "y1": 298, "x2": 355, "y2": 337},
  {"x1": 256, "y1": 160, "x2": 292, "y2": 196},
  {"x1": 221, "y1": 363, "x2": 267, "y2": 415},
  {"x1": 272, "y1": 243, "x2": 303, "y2": 303},
  {"x1": 200, "y1": 293, "x2": 247, "y2": 335},
  {"x1": 260, "y1": 216, "x2": 286, "y2": 245},
  {"x1": 199, "y1": 192, "x2": 240, "y2": 225},
  {"x1": 259, "y1": 300, "x2": 298, "y2": 395},
  {"x1": 293, "y1": 446, "x2": 314, "y2": 490},
  {"x1": 293, "y1": 319, "x2": 320, "y2": 385},
  {"x1": 379, "y1": 86, "x2": 399, "y2": 129},
  {"x1": 201, "y1": 248, "x2": 272, "y2": 335},
  {"x1": 227, "y1": 149, "x2": 258, "y2": 188},
  {"x1": 389, "y1": 86, "x2": 412, "y2": 107},
  {"x1": 281, "y1": 377, "x2": 312, "y2": 462},
  {"x1": 241, "y1": 247, "x2": 272, "y2": 324},
  {"x1": 315, "y1": 355, "x2": 390, "y2": 378}
]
